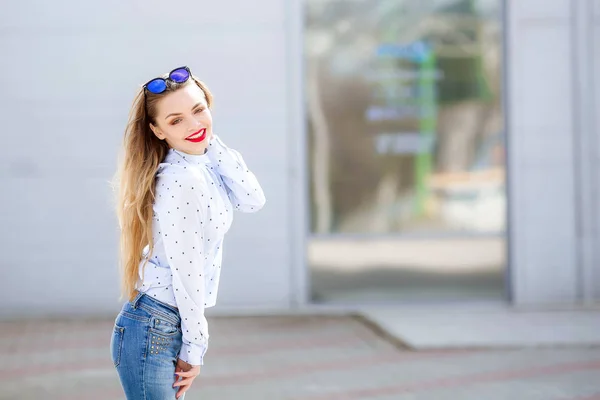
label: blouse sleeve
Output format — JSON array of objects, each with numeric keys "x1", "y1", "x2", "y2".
[
  {"x1": 154, "y1": 173, "x2": 210, "y2": 366},
  {"x1": 206, "y1": 134, "x2": 266, "y2": 213}
]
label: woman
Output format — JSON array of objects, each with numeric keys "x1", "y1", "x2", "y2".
[{"x1": 109, "y1": 66, "x2": 266, "y2": 399}]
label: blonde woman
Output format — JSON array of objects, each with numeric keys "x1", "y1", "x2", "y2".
[{"x1": 110, "y1": 66, "x2": 266, "y2": 399}]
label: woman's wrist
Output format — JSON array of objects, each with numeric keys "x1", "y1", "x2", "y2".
[{"x1": 177, "y1": 358, "x2": 197, "y2": 368}]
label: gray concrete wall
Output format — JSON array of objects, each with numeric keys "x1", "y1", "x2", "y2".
[{"x1": 0, "y1": 0, "x2": 296, "y2": 318}]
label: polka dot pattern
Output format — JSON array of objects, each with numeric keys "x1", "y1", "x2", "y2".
[{"x1": 135, "y1": 134, "x2": 266, "y2": 366}]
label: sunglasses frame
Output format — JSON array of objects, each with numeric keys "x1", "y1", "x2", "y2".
[
  {"x1": 143, "y1": 66, "x2": 192, "y2": 124},
  {"x1": 143, "y1": 66, "x2": 191, "y2": 94}
]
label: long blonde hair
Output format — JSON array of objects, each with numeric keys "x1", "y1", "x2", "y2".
[{"x1": 110, "y1": 73, "x2": 213, "y2": 303}]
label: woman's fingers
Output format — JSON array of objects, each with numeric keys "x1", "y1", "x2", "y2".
[
  {"x1": 174, "y1": 375, "x2": 194, "y2": 399},
  {"x1": 173, "y1": 376, "x2": 194, "y2": 387},
  {"x1": 174, "y1": 366, "x2": 182, "y2": 384},
  {"x1": 174, "y1": 370, "x2": 195, "y2": 378},
  {"x1": 176, "y1": 381, "x2": 192, "y2": 399},
  {"x1": 173, "y1": 361, "x2": 200, "y2": 397}
]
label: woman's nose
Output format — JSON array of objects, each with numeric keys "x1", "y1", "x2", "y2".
[{"x1": 188, "y1": 121, "x2": 201, "y2": 132}]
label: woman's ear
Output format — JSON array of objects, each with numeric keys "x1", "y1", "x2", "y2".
[{"x1": 149, "y1": 123, "x2": 164, "y2": 140}]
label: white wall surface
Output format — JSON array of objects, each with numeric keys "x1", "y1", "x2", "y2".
[
  {"x1": 506, "y1": 0, "x2": 579, "y2": 305},
  {"x1": 592, "y1": 0, "x2": 600, "y2": 300},
  {"x1": 572, "y1": 0, "x2": 600, "y2": 304},
  {"x1": 2, "y1": 0, "x2": 597, "y2": 316},
  {"x1": 0, "y1": 0, "x2": 297, "y2": 318}
]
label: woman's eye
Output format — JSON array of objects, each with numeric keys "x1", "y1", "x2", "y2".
[
  {"x1": 171, "y1": 119, "x2": 182, "y2": 125},
  {"x1": 194, "y1": 108, "x2": 204, "y2": 114}
]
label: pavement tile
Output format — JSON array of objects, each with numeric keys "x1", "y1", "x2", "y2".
[{"x1": 0, "y1": 315, "x2": 599, "y2": 399}]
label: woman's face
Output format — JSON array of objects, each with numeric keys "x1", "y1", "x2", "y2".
[{"x1": 149, "y1": 82, "x2": 213, "y2": 155}]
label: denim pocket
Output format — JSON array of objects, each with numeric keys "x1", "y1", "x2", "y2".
[
  {"x1": 110, "y1": 325, "x2": 125, "y2": 367},
  {"x1": 149, "y1": 316, "x2": 180, "y2": 337},
  {"x1": 148, "y1": 330, "x2": 177, "y2": 358}
]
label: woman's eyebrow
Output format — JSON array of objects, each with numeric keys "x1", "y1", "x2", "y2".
[{"x1": 164, "y1": 102, "x2": 204, "y2": 119}]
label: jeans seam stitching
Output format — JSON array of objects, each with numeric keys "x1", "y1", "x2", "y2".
[
  {"x1": 138, "y1": 303, "x2": 179, "y2": 326},
  {"x1": 114, "y1": 325, "x2": 124, "y2": 367},
  {"x1": 142, "y1": 327, "x2": 147, "y2": 400},
  {"x1": 121, "y1": 311, "x2": 151, "y2": 323}
]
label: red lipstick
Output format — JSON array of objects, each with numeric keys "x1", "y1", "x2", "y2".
[{"x1": 185, "y1": 128, "x2": 207, "y2": 143}]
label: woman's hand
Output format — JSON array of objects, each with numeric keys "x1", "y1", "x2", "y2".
[{"x1": 173, "y1": 358, "x2": 201, "y2": 399}]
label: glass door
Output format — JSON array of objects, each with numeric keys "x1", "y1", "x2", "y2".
[{"x1": 305, "y1": 0, "x2": 507, "y2": 304}]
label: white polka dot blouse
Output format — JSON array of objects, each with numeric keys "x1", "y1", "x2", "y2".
[{"x1": 136, "y1": 134, "x2": 266, "y2": 366}]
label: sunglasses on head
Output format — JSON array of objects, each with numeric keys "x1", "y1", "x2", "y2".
[{"x1": 143, "y1": 66, "x2": 191, "y2": 94}]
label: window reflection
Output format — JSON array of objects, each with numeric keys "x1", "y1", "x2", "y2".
[
  {"x1": 305, "y1": 0, "x2": 506, "y2": 303},
  {"x1": 306, "y1": 0, "x2": 505, "y2": 235}
]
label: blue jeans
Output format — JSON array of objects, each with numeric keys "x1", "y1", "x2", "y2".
[{"x1": 110, "y1": 290, "x2": 186, "y2": 400}]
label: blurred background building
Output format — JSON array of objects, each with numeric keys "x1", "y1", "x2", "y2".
[{"x1": 0, "y1": 0, "x2": 598, "y2": 319}]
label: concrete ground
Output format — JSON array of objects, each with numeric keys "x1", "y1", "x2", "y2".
[
  {"x1": 1, "y1": 313, "x2": 600, "y2": 399},
  {"x1": 358, "y1": 303, "x2": 600, "y2": 349}
]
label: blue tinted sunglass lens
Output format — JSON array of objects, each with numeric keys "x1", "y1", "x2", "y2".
[
  {"x1": 146, "y1": 79, "x2": 167, "y2": 94},
  {"x1": 170, "y1": 68, "x2": 190, "y2": 83}
]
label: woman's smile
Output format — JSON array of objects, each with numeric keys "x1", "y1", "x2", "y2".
[{"x1": 185, "y1": 128, "x2": 207, "y2": 142}]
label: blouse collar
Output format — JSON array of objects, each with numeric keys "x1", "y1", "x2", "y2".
[{"x1": 167, "y1": 147, "x2": 211, "y2": 166}]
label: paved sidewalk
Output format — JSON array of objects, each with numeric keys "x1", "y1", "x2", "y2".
[
  {"x1": 1, "y1": 314, "x2": 600, "y2": 399},
  {"x1": 358, "y1": 304, "x2": 600, "y2": 349}
]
